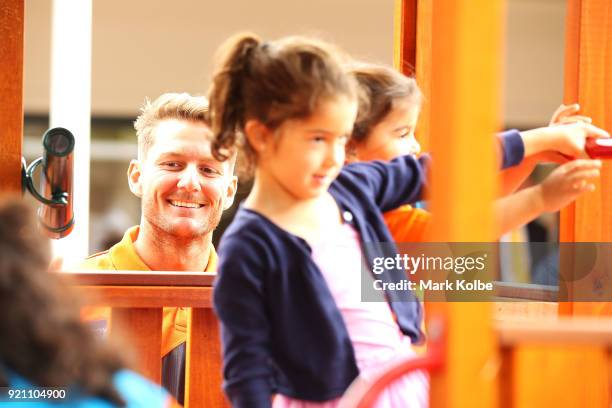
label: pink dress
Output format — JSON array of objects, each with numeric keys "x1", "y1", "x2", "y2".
[{"x1": 273, "y1": 223, "x2": 429, "y2": 408}]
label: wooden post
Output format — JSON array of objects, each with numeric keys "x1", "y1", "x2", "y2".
[
  {"x1": 560, "y1": 0, "x2": 612, "y2": 317},
  {"x1": 393, "y1": 0, "x2": 418, "y2": 75},
  {"x1": 111, "y1": 308, "x2": 163, "y2": 383},
  {"x1": 186, "y1": 308, "x2": 226, "y2": 408},
  {"x1": 408, "y1": 0, "x2": 504, "y2": 406},
  {"x1": 0, "y1": 0, "x2": 24, "y2": 193}
]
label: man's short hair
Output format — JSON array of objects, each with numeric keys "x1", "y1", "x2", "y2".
[{"x1": 134, "y1": 92, "x2": 209, "y2": 159}]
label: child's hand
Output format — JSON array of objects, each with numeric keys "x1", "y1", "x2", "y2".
[
  {"x1": 538, "y1": 159, "x2": 602, "y2": 212},
  {"x1": 523, "y1": 122, "x2": 610, "y2": 159},
  {"x1": 547, "y1": 122, "x2": 610, "y2": 158},
  {"x1": 549, "y1": 103, "x2": 593, "y2": 126}
]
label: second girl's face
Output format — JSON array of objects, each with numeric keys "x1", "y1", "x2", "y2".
[
  {"x1": 353, "y1": 99, "x2": 420, "y2": 162},
  {"x1": 261, "y1": 96, "x2": 358, "y2": 200}
]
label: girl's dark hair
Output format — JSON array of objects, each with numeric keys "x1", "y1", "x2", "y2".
[
  {"x1": 208, "y1": 32, "x2": 359, "y2": 176},
  {"x1": 0, "y1": 196, "x2": 127, "y2": 406},
  {"x1": 349, "y1": 63, "x2": 423, "y2": 144}
]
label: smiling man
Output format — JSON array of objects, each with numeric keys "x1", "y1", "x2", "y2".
[{"x1": 81, "y1": 93, "x2": 238, "y2": 403}]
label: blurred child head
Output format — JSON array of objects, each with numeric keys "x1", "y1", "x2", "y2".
[
  {"x1": 348, "y1": 63, "x2": 423, "y2": 162},
  {"x1": 208, "y1": 33, "x2": 361, "y2": 199},
  {"x1": 0, "y1": 196, "x2": 126, "y2": 405}
]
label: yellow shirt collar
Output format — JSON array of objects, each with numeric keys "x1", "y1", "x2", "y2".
[{"x1": 109, "y1": 225, "x2": 217, "y2": 272}]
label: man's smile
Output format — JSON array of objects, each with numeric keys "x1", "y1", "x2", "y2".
[{"x1": 168, "y1": 200, "x2": 205, "y2": 209}]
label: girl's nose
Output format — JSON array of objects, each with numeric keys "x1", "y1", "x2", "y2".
[{"x1": 410, "y1": 138, "x2": 421, "y2": 156}]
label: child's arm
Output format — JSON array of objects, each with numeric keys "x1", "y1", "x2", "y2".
[
  {"x1": 498, "y1": 152, "x2": 567, "y2": 196},
  {"x1": 340, "y1": 155, "x2": 429, "y2": 212},
  {"x1": 213, "y1": 237, "x2": 274, "y2": 408},
  {"x1": 498, "y1": 154, "x2": 538, "y2": 196},
  {"x1": 494, "y1": 159, "x2": 601, "y2": 236},
  {"x1": 520, "y1": 122, "x2": 609, "y2": 159}
]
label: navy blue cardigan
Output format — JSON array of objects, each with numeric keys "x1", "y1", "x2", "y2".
[{"x1": 214, "y1": 131, "x2": 523, "y2": 407}]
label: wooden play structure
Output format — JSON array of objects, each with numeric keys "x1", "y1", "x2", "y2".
[{"x1": 1, "y1": 0, "x2": 610, "y2": 406}]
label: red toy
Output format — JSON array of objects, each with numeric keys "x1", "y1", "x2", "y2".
[{"x1": 586, "y1": 137, "x2": 612, "y2": 159}]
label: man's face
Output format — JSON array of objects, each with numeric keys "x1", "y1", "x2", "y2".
[{"x1": 128, "y1": 119, "x2": 237, "y2": 239}]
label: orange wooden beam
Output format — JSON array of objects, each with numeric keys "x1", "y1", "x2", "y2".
[
  {"x1": 0, "y1": 0, "x2": 24, "y2": 193},
  {"x1": 560, "y1": 0, "x2": 612, "y2": 317},
  {"x1": 186, "y1": 308, "x2": 228, "y2": 408},
  {"x1": 393, "y1": 0, "x2": 417, "y2": 75},
  {"x1": 111, "y1": 307, "x2": 163, "y2": 383},
  {"x1": 414, "y1": 0, "x2": 503, "y2": 407}
]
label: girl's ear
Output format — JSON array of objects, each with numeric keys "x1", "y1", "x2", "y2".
[
  {"x1": 244, "y1": 120, "x2": 273, "y2": 153},
  {"x1": 127, "y1": 160, "x2": 143, "y2": 198}
]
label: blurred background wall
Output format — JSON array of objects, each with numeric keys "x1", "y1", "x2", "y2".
[{"x1": 21, "y1": 0, "x2": 567, "y2": 255}]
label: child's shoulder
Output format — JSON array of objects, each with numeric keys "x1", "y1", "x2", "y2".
[
  {"x1": 220, "y1": 208, "x2": 289, "y2": 254},
  {"x1": 217, "y1": 208, "x2": 289, "y2": 276},
  {"x1": 223, "y1": 207, "x2": 276, "y2": 239}
]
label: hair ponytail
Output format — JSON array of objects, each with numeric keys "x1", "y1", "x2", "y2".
[{"x1": 209, "y1": 33, "x2": 262, "y2": 163}]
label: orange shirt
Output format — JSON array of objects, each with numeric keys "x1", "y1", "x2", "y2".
[
  {"x1": 384, "y1": 204, "x2": 431, "y2": 354},
  {"x1": 384, "y1": 204, "x2": 432, "y2": 243},
  {"x1": 81, "y1": 226, "x2": 217, "y2": 357}
]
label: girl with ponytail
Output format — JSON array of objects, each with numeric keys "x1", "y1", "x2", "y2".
[{"x1": 209, "y1": 32, "x2": 432, "y2": 408}]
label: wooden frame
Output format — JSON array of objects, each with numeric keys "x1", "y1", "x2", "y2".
[{"x1": 65, "y1": 271, "x2": 228, "y2": 408}]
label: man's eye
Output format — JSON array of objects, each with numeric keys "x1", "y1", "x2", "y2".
[
  {"x1": 163, "y1": 162, "x2": 181, "y2": 168},
  {"x1": 201, "y1": 167, "x2": 220, "y2": 175}
]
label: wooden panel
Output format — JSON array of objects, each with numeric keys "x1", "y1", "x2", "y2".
[
  {"x1": 111, "y1": 307, "x2": 163, "y2": 383},
  {"x1": 76, "y1": 285, "x2": 213, "y2": 308},
  {"x1": 499, "y1": 315, "x2": 612, "y2": 407},
  {"x1": 505, "y1": 346, "x2": 609, "y2": 408},
  {"x1": 0, "y1": 0, "x2": 24, "y2": 192},
  {"x1": 185, "y1": 308, "x2": 228, "y2": 408}
]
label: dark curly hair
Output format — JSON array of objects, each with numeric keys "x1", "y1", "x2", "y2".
[{"x1": 0, "y1": 196, "x2": 127, "y2": 406}]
